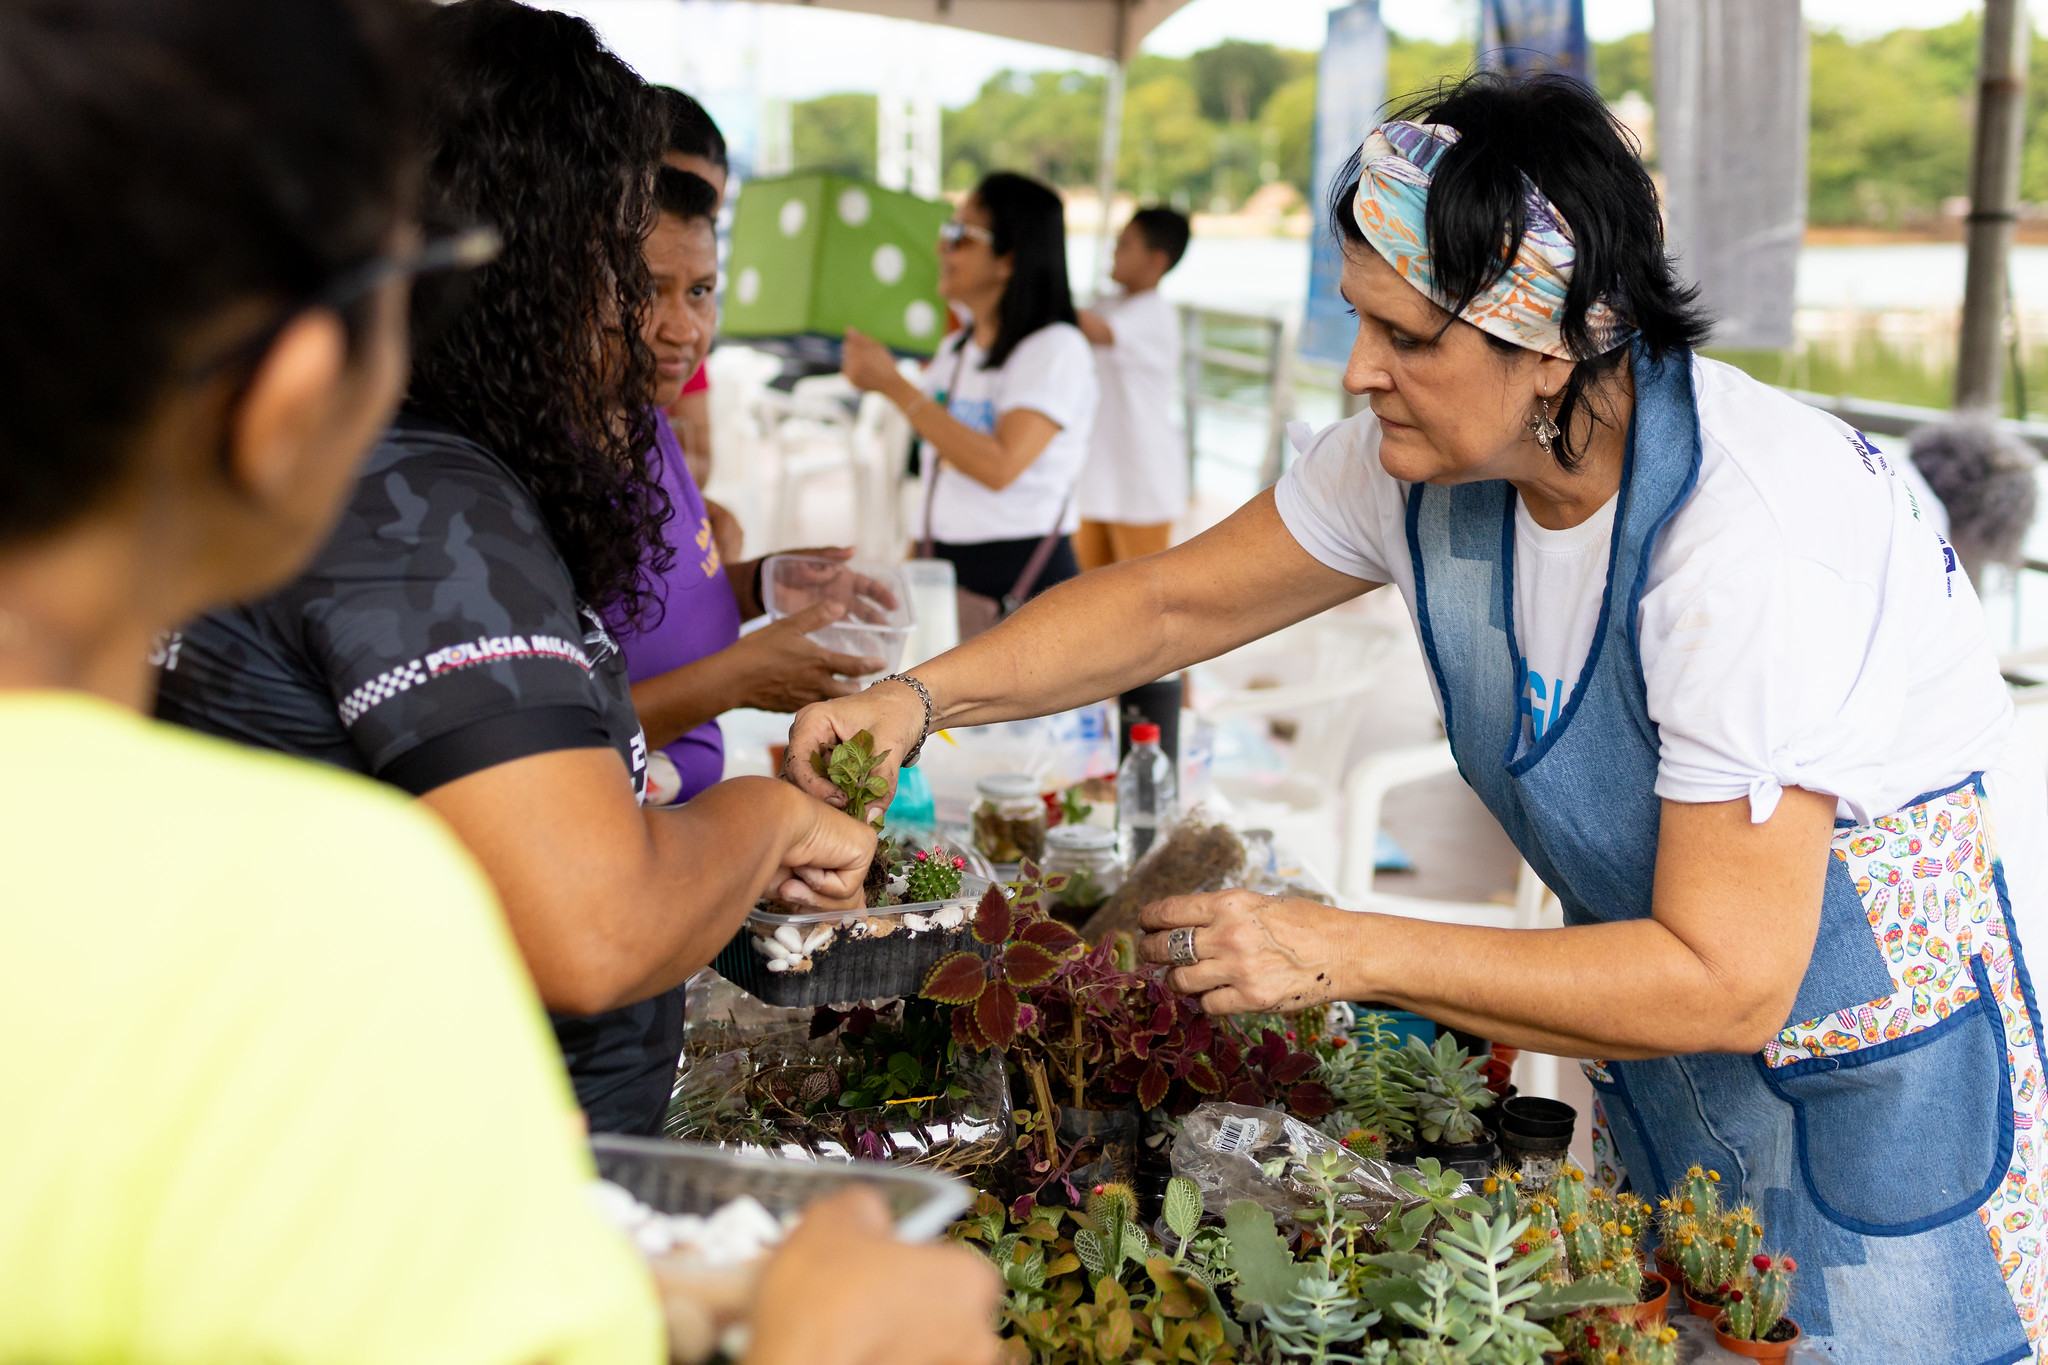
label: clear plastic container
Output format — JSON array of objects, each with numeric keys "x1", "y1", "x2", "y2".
[
  {"x1": 713, "y1": 872, "x2": 992, "y2": 1007},
  {"x1": 760, "y1": 554, "x2": 914, "y2": 686},
  {"x1": 1043, "y1": 823, "x2": 1124, "y2": 917},
  {"x1": 971, "y1": 772, "x2": 1046, "y2": 865},
  {"x1": 591, "y1": 1134, "x2": 971, "y2": 1241}
]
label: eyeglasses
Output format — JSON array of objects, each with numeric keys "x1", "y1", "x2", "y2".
[
  {"x1": 938, "y1": 220, "x2": 995, "y2": 251},
  {"x1": 183, "y1": 224, "x2": 504, "y2": 384}
]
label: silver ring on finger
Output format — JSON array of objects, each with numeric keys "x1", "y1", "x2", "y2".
[{"x1": 1168, "y1": 925, "x2": 1201, "y2": 968}]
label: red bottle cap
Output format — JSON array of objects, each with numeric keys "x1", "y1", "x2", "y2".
[{"x1": 1131, "y1": 722, "x2": 1161, "y2": 743}]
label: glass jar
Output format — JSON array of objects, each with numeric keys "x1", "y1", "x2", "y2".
[
  {"x1": 1043, "y1": 823, "x2": 1124, "y2": 919},
  {"x1": 971, "y1": 773, "x2": 1046, "y2": 865}
]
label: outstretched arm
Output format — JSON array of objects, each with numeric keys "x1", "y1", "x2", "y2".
[{"x1": 786, "y1": 489, "x2": 1376, "y2": 806}]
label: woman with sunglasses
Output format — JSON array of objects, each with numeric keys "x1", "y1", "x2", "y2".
[
  {"x1": 155, "y1": 0, "x2": 876, "y2": 1140},
  {"x1": 842, "y1": 172, "x2": 1097, "y2": 615}
]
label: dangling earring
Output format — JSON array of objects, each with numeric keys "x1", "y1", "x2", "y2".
[{"x1": 1526, "y1": 394, "x2": 1560, "y2": 456}]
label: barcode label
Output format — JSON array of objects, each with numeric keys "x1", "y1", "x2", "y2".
[{"x1": 1211, "y1": 1116, "x2": 1262, "y2": 1155}]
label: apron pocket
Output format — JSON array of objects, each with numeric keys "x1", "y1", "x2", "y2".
[{"x1": 1759, "y1": 954, "x2": 2013, "y2": 1236}]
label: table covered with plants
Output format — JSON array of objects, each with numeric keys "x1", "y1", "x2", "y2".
[{"x1": 666, "y1": 734, "x2": 1812, "y2": 1365}]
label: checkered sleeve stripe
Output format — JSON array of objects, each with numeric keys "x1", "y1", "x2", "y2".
[{"x1": 334, "y1": 632, "x2": 593, "y2": 728}]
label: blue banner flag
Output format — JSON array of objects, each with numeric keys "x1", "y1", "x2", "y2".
[
  {"x1": 1300, "y1": 0, "x2": 1387, "y2": 369},
  {"x1": 1479, "y1": 0, "x2": 1594, "y2": 85}
]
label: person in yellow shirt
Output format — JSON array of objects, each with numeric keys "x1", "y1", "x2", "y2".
[{"x1": 0, "y1": 3, "x2": 999, "y2": 1364}]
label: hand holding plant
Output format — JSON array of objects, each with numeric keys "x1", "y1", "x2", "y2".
[{"x1": 810, "y1": 729, "x2": 893, "y2": 827}]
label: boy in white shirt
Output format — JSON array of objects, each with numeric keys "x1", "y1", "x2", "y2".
[{"x1": 1074, "y1": 207, "x2": 1191, "y2": 569}]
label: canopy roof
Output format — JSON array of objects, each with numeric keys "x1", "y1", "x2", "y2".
[{"x1": 745, "y1": 0, "x2": 1189, "y2": 60}]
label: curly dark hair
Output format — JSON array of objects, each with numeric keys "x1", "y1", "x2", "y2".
[{"x1": 408, "y1": 0, "x2": 669, "y2": 620}]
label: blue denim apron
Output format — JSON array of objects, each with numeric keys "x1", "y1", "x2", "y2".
[{"x1": 1406, "y1": 347, "x2": 2045, "y2": 1362}]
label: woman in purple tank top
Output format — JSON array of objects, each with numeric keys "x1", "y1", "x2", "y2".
[{"x1": 609, "y1": 168, "x2": 882, "y2": 804}]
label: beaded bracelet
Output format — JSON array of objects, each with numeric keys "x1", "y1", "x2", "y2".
[{"x1": 878, "y1": 672, "x2": 935, "y2": 767}]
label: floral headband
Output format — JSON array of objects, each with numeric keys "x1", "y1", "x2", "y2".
[{"x1": 1351, "y1": 120, "x2": 1631, "y2": 359}]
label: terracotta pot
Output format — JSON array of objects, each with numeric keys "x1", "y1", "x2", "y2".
[
  {"x1": 1685, "y1": 1286, "x2": 1728, "y2": 1320},
  {"x1": 1714, "y1": 1312, "x2": 1802, "y2": 1360},
  {"x1": 1652, "y1": 1244, "x2": 1679, "y2": 1283},
  {"x1": 1615, "y1": 1271, "x2": 1670, "y2": 1329}
]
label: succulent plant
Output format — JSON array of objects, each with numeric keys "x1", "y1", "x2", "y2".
[
  {"x1": 1402, "y1": 1034, "x2": 1494, "y2": 1146},
  {"x1": 1324, "y1": 1012, "x2": 1420, "y2": 1147},
  {"x1": 1721, "y1": 1253, "x2": 1797, "y2": 1340},
  {"x1": 901, "y1": 845, "x2": 966, "y2": 902}
]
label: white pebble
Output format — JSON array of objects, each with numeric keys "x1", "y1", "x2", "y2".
[
  {"x1": 773, "y1": 924, "x2": 806, "y2": 952},
  {"x1": 587, "y1": 1179, "x2": 645, "y2": 1228},
  {"x1": 750, "y1": 935, "x2": 780, "y2": 959},
  {"x1": 765, "y1": 959, "x2": 791, "y2": 973},
  {"x1": 802, "y1": 926, "x2": 833, "y2": 953},
  {"x1": 704, "y1": 1195, "x2": 784, "y2": 1254},
  {"x1": 933, "y1": 905, "x2": 964, "y2": 930},
  {"x1": 592, "y1": 1181, "x2": 792, "y2": 1270},
  {"x1": 902, "y1": 913, "x2": 929, "y2": 932},
  {"x1": 635, "y1": 1220, "x2": 677, "y2": 1255}
]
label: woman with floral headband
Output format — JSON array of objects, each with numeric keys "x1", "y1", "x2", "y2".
[{"x1": 791, "y1": 73, "x2": 2048, "y2": 1358}]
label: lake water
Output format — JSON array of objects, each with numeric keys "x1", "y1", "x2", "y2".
[{"x1": 1068, "y1": 236, "x2": 2048, "y2": 317}]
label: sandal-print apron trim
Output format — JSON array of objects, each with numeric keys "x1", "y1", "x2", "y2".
[
  {"x1": 1806, "y1": 776, "x2": 2048, "y2": 1344},
  {"x1": 1583, "y1": 776, "x2": 2048, "y2": 1353}
]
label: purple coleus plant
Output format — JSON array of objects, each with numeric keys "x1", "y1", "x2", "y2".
[
  {"x1": 920, "y1": 876, "x2": 1086, "y2": 1050},
  {"x1": 921, "y1": 866, "x2": 1336, "y2": 1122}
]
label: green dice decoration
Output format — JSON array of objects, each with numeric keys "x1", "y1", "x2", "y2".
[{"x1": 722, "y1": 172, "x2": 950, "y2": 356}]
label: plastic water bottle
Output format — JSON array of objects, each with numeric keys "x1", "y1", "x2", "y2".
[{"x1": 1117, "y1": 722, "x2": 1178, "y2": 865}]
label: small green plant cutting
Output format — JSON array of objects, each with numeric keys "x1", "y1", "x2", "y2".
[{"x1": 811, "y1": 728, "x2": 893, "y2": 827}]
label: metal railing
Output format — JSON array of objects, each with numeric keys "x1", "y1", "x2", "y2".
[{"x1": 1178, "y1": 305, "x2": 1298, "y2": 491}]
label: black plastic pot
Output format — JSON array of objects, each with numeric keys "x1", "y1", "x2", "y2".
[
  {"x1": 1133, "y1": 1160, "x2": 1173, "y2": 1224},
  {"x1": 1423, "y1": 1137, "x2": 1500, "y2": 1181},
  {"x1": 1061, "y1": 1105, "x2": 1141, "y2": 1189},
  {"x1": 1499, "y1": 1095, "x2": 1577, "y2": 1143}
]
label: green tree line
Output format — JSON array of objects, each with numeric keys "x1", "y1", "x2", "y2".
[{"x1": 789, "y1": 18, "x2": 2048, "y2": 227}]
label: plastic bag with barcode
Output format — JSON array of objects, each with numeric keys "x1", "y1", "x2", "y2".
[{"x1": 1171, "y1": 1101, "x2": 1452, "y2": 1228}]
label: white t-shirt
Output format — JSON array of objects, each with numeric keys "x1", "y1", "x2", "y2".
[
  {"x1": 919, "y1": 323, "x2": 1098, "y2": 545},
  {"x1": 1514, "y1": 494, "x2": 1617, "y2": 747},
  {"x1": 1078, "y1": 289, "x2": 1187, "y2": 525},
  {"x1": 1273, "y1": 355, "x2": 2048, "y2": 948}
]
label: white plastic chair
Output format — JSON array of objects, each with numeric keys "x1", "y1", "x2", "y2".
[
  {"x1": 762, "y1": 376, "x2": 865, "y2": 552},
  {"x1": 1337, "y1": 737, "x2": 1567, "y2": 1101},
  {"x1": 1192, "y1": 616, "x2": 1403, "y2": 889},
  {"x1": 699, "y1": 346, "x2": 784, "y2": 543}
]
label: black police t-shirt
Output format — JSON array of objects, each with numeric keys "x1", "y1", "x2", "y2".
[{"x1": 156, "y1": 414, "x2": 680, "y2": 1135}]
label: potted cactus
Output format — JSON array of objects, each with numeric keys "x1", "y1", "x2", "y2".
[
  {"x1": 1553, "y1": 1311, "x2": 1681, "y2": 1365},
  {"x1": 1670, "y1": 1202, "x2": 1764, "y2": 1319},
  {"x1": 1404, "y1": 1032, "x2": 1499, "y2": 1176},
  {"x1": 1553, "y1": 1169, "x2": 1669, "y2": 1329},
  {"x1": 1653, "y1": 1165, "x2": 1719, "y2": 1283},
  {"x1": 1714, "y1": 1254, "x2": 1800, "y2": 1359}
]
